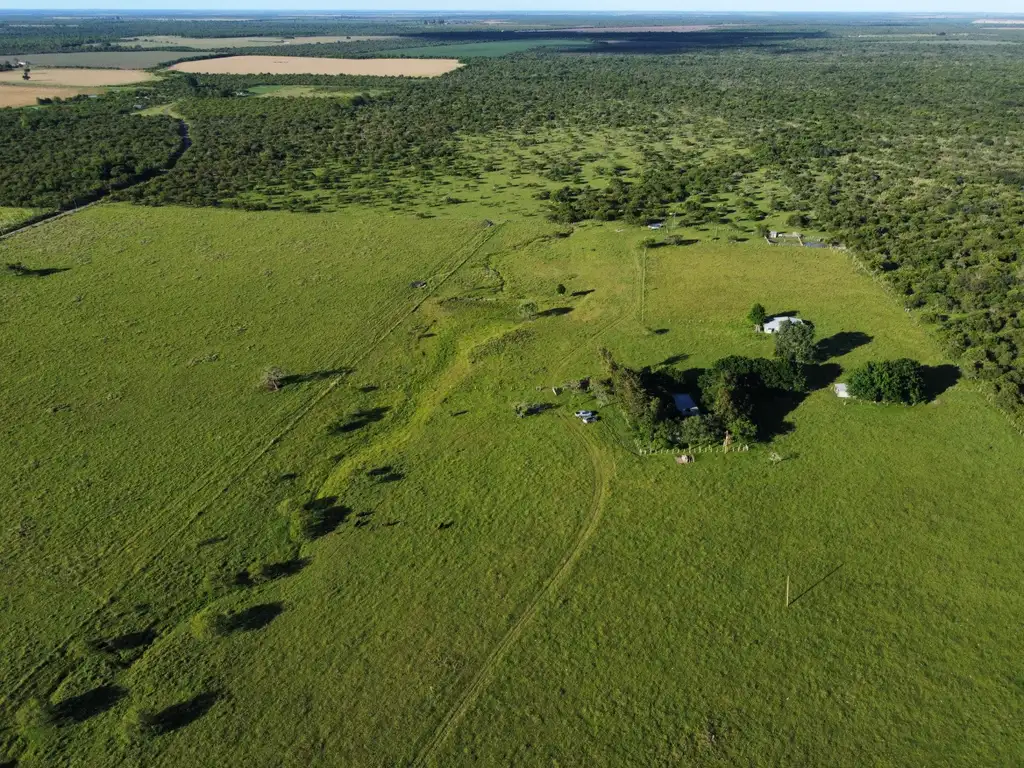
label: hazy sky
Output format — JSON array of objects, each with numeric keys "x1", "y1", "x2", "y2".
[{"x1": 1, "y1": 1, "x2": 1020, "y2": 13}]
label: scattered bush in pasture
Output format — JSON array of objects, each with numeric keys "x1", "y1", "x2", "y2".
[
  {"x1": 260, "y1": 366, "x2": 287, "y2": 392},
  {"x1": 16, "y1": 698, "x2": 57, "y2": 745},
  {"x1": 283, "y1": 496, "x2": 348, "y2": 542},
  {"x1": 774, "y1": 320, "x2": 817, "y2": 364},
  {"x1": 556, "y1": 283, "x2": 566, "y2": 295},
  {"x1": 847, "y1": 359, "x2": 925, "y2": 404},
  {"x1": 518, "y1": 301, "x2": 539, "y2": 320},
  {"x1": 190, "y1": 608, "x2": 230, "y2": 640},
  {"x1": 120, "y1": 705, "x2": 161, "y2": 745}
]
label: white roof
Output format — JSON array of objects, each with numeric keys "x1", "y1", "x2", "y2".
[
  {"x1": 763, "y1": 316, "x2": 805, "y2": 333},
  {"x1": 834, "y1": 383, "x2": 851, "y2": 398}
]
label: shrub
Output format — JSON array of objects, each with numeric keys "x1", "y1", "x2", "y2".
[
  {"x1": 190, "y1": 609, "x2": 230, "y2": 640},
  {"x1": 120, "y1": 705, "x2": 161, "y2": 744},
  {"x1": 16, "y1": 698, "x2": 56, "y2": 745},
  {"x1": 847, "y1": 359, "x2": 925, "y2": 404},
  {"x1": 556, "y1": 283, "x2": 567, "y2": 295},
  {"x1": 260, "y1": 366, "x2": 287, "y2": 392},
  {"x1": 518, "y1": 301, "x2": 538, "y2": 320}
]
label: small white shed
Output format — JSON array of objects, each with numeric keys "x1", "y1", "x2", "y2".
[
  {"x1": 834, "y1": 383, "x2": 851, "y2": 398},
  {"x1": 763, "y1": 316, "x2": 805, "y2": 334}
]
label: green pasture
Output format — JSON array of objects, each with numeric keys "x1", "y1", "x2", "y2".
[
  {"x1": 1, "y1": 201, "x2": 1021, "y2": 765},
  {"x1": 379, "y1": 38, "x2": 591, "y2": 58}
]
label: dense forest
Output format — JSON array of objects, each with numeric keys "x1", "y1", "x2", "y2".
[
  {"x1": 4, "y1": 19, "x2": 1024, "y2": 419},
  {"x1": 0, "y1": 98, "x2": 182, "y2": 210}
]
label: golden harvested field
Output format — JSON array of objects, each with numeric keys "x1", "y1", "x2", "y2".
[
  {"x1": 0, "y1": 85, "x2": 94, "y2": 107},
  {"x1": 123, "y1": 34, "x2": 399, "y2": 49},
  {"x1": 0, "y1": 68, "x2": 156, "y2": 86},
  {"x1": 169, "y1": 55, "x2": 462, "y2": 77}
]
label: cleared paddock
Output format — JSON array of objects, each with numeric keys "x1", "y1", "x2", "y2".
[{"x1": 169, "y1": 56, "x2": 462, "y2": 77}]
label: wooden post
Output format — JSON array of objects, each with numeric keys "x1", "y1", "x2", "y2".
[{"x1": 785, "y1": 575, "x2": 790, "y2": 607}]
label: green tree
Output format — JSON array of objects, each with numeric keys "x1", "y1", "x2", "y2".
[
  {"x1": 774, "y1": 320, "x2": 817, "y2": 364},
  {"x1": 747, "y1": 302, "x2": 767, "y2": 329},
  {"x1": 847, "y1": 359, "x2": 925, "y2": 404}
]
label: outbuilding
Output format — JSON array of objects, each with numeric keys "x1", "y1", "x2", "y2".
[
  {"x1": 762, "y1": 316, "x2": 805, "y2": 334},
  {"x1": 834, "y1": 383, "x2": 851, "y2": 398},
  {"x1": 672, "y1": 393, "x2": 700, "y2": 417}
]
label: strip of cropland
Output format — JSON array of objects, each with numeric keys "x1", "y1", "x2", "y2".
[{"x1": 169, "y1": 55, "x2": 462, "y2": 76}]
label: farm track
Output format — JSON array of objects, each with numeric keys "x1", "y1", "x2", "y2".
[
  {"x1": 1, "y1": 223, "x2": 503, "y2": 709},
  {"x1": 409, "y1": 265, "x2": 632, "y2": 766},
  {"x1": 410, "y1": 418, "x2": 613, "y2": 767}
]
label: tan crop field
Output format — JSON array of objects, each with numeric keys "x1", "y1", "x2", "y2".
[
  {"x1": 0, "y1": 86, "x2": 92, "y2": 107},
  {"x1": 123, "y1": 34, "x2": 399, "y2": 49},
  {"x1": 169, "y1": 55, "x2": 462, "y2": 77},
  {"x1": 0, "y1": 68, "x2": 156, "y2": 87}
]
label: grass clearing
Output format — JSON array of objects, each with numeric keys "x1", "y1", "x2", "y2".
[
  {"x1": 1, "y1": 200, "x2": 1022, "y2": 765},
  {"x1": 169, "y1": 55, "x2": 463, "y2": 77},
  {"x1": 0, "y1": 206, "x2": 44, "y2": 229}
]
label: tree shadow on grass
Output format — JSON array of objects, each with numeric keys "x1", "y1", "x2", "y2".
[
  {"x1": 330, "y1": 406, "x2": 391, "y2": 434},
  {"x1": 155, "y1": 691, "x2": 220, "y2": 734},
  {"x1": 368, "y1": 466, "x2": 405, "y2": 483},
  {"x1": 922, "y1": 364, "x2": 961, "y2": 401},
  {"x1": 54, "y1": 685, "x2": 127, "y2": 724},
  {"x1": 537, "y1": 306, "x2": 573, "y2": 317},
  {"x1": 806, "y1": 362, "x2": 842, "y2": 392},
  {"x1": 815, "y1": 331, "x2": 873, "y2": 360},
  {"x1": 303, "y1": 496, "x2": 352, "y2": 538},
  {"x1": 570, "y1": 289, "x2": 594, "y2": 297},
  {"x1": 5, "y1": 263, "x2": 70, "y2": 278},
  {"x1": 229, "y1": 602, "x2": 283, "y2": 633},
  {"x1": 280, "y1": 367, "x2": 353, "y2": 388},
  {"x1": 100, "y1": 628, "x2": 156, "y2": 653}
]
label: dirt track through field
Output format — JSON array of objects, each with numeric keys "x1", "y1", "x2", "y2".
[
  {"x1": 410, "y1": 419, "x2": 613, "y2": 767},
  {"x1": 170, "y1": 55, "x2": 461, "y2": 77},
  {"x1": 410, "y1": 277, "x2": 631, "y2": 766}
]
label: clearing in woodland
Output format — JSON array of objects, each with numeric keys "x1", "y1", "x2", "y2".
[
  {"x1": 169, "y1": 55, "x2": 463, "y2": 76},
  {"x1": 2, "y1": 200, "x2": 1021, "y2": 766}
]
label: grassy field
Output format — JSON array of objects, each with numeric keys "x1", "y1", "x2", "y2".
[
  {"x1": 1, "y1": 199, "x2": 1022, "y2": 765},
  {"x1": 379, "y1": 39, "x2": 591, "y2": 58},
  {"x1": 0, "y1": 206, "x2": 44, "y2": 229}
]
